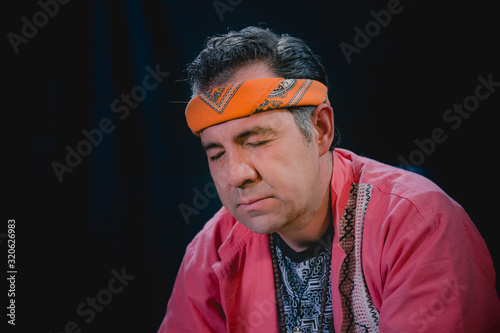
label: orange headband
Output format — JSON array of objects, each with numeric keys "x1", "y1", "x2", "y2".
[{"x1": 185, "y1": 77, "x2": 329, "y2": 135}]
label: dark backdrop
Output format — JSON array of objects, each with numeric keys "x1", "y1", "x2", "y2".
[{"x1": 5, "y1": 0, "x2": 499, "y2": 332}]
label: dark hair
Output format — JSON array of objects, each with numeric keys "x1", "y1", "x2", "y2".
[{"x1": 187, "y1": 26, "x2": 340, "y2": 150}]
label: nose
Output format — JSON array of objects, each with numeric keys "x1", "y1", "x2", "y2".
[{"x1": 227, "y1": 150, "x2": 258, "y2": 188}]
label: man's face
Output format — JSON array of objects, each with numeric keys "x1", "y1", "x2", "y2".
[{"x1": 200, "y1": 109, "x2": 326, "y2": 234}]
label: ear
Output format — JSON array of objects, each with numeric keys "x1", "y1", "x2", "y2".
[{"x1": 310, "y1": 103, "x2": 334, "y2": 156}]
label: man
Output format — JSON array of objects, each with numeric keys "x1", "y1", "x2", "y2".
[{"x1": 159, "y1": 26, "x2": 500, "y2": 332}]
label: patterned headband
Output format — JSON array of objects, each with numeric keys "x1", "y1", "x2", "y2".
[{"x1": 185, "y1": 77, "x2": 329, "y2": 135}]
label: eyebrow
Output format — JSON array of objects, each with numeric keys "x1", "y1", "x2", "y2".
[
  {"x1": 202, "y1": 141, "x2": 223, "y2": 152},
  {"x1": 235, "y1": 126, "x2": 275, "y2": 140},
  {"x1": 201, "y1": 126, "x2": 275, "y2": 151}
]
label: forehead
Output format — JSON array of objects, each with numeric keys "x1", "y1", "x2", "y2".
[{"x1": 200, "y1": 109, "x2": 295, "y2": 142}]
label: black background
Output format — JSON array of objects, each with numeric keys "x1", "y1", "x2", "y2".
[{"x1": 4, "y1": 0, "x2": 499, "y2": 332}]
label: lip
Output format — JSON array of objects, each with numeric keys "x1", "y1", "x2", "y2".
[{"x1": 237, "y1": 196, "x2": 273, "y2": 209}]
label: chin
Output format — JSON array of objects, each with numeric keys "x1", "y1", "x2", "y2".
[{"x1": 238, "y1": 216, "x2": 282, "y2": 235}]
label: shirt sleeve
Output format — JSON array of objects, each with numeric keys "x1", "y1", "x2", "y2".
[
  {"x1": 366, "y1": 189, "x2": 500, "y2": 333},
  {"x1": 157, "y1": 240, "x2": 227, "y2": 333}
]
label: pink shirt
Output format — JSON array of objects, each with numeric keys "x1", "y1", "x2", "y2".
[{"x1": 159, "y1": 148, "x2": 500, "y2": 332}]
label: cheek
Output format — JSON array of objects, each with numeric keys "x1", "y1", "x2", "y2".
[
  {"x1": 276, "y1": 178, "x2": 310, "y2": 209},
  {"x1": 260, "y1": 146, "x2": 317, "y2": 182},
  {"x1": 258, "y1": 162, "x2": 310, "y2": 204},
  {"x1": 210, "y1": 174, "x2": 233, "y2": 207},
  {"x1": 208, "y1": 163, "x2": 226, "y2": 188},
  {"x1": 265, "y1": 155, "x2": 319, "y2": 201},
  {"x1": 211, "y1": 176, "x2": 225, "y2": 197}
]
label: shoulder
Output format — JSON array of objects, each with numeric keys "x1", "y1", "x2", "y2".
[{"x1": 336, "y1": 148, "x2": 466, "y2": 221}]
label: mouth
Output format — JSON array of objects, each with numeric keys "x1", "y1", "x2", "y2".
[{"x1": 237, "y1": 196, "x2": 273, "y2": 210}]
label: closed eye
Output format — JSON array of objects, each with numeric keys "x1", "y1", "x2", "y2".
[
  {"x1": 246, "y1": 140, "x2": 270, "y2": 148},
  {"x1": 210, "y1": 151, "x2": 225, "y2": 161}
]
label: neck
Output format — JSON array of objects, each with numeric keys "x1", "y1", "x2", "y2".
[
  {"x1": 277, "y1": 155, "x2": 334, "y2": 252},
  {"x1": 278, "y1": 192, "x2": 332, "y2": 252}
]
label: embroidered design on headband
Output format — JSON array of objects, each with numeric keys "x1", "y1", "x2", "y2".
[
  {"x1": 256, "y1": 99, "x2": 283, "y2": 112},
  {"x1": 268, "y1": 79, "x2": 297, "y2": 98},
  {"x1": 256, "y1": 79, "x2": 313, "y2": 112},
  {"x1": 199, "y1": 81, "x2": 243, "y2": 114},
  {"x1": 286, "y1": 79, "x2": 313, "y2": 107},
  {"x1": 256, "y1": 79, "x2": 299, "y2": 112}
]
